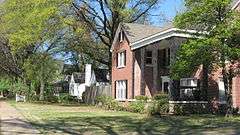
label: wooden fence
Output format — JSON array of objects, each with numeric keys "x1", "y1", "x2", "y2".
[{"x1": 83, "y1": 85, "x2": 112, "y2": 104}]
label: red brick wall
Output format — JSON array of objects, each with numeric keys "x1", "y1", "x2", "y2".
[
  {"x1": 233, "y1": 76, "x2": 240, "y2": 107},
  {"x1": 112, "y1": 39, "x2": 133, "y2": 99},
  {"x1": 133, "y1": 50, "x2": 141, "y2": 97}
]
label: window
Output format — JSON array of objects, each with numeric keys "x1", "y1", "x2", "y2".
[
  {"x1": 146, "y1": 51, "x2": 153, "y2": 65},
  {"x1": 180, "y1": 78, "x2": 198, "y2": 87},
  {"x1": 116, "y1": 80, "x2": 127, "y2": 100},
  {"x1": 218, "y1": 78, "x2": 226, "y2": 103},
  {"x1": 119, "y1": 30, "x2": 124, "y2": 42},
  {"x1": 117, "y1": 51, "x2": 126, "y2": 68},
  {"x1": 164, "y1": 48, "x2": 170, "y2": 66},
  {"x1": 159, "y1": 48, "x2": 170, "y2": 68}
]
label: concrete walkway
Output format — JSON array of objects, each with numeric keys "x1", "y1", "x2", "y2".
[{"x1": 0, "y1": 101, "x2": 41, "y2": 135}]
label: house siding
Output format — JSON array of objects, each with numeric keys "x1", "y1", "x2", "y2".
[{"x1": 112, "y1": 39, "x2": 134, "y2": 99}]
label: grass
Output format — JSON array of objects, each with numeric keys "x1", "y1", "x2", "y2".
[{"x1": 9, "y1": 101, "x2": 240, "y2": 135}]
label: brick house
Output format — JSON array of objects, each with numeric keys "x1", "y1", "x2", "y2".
[{"x1": 111, "y1": 1, "x2": 240, "y2": 108}]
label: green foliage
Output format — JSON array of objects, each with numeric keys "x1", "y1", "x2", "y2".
[
  {"x1": 58, "y1": 93, "x2": 78, "y2": 104},
  {"x1": 128, "y1": 97, "x2": 148, "y2": 113},
  {"x1": 173, "y1": 104, "x2": 185, "y2": 115},
  {"x1": 171, "y1": 38, "x2": 218, "y2": 79},
  {"x1": 10, "y1": 80, "x2": 29, "y2": 95},
  {"x1": 147, "y1": 94, "x2": 169, "y2": 115},
  {"x1": 23, "y1": 53, "x2": 61, "y2": 100},
  {"x1": 173, "y1": 0, "x2": 240, "y2": 115},
  {"x1": 43, "y1": 85, "x2": 58, "y2": 103},
  {"x1": 0, "y1": 0, "x2": 71, "y2": 52},
  {"x1": 128, "y1": 101, "x2": 146, "y2": 113},
  {"x1": 23, "y1": 53, "x2": 60, "y2": 83},
  {"x1": 135, "y1": 95, "x2": 149, "y2": 102},
  {"x1": 96, "y1": 96, "x2": 123, "y2": 111},
  {"x1": 0, "y1": 78, "x2": 11, "y2": 92},
  {"x1": 173, "y1": 103, "x2": 211, "y2": 115}
]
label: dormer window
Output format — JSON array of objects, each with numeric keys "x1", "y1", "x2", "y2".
[{"x1": 118, "y1": 30, "x2": 124, "y2": 43}]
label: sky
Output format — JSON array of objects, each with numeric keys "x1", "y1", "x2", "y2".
[{"x1": 151, "y1": 0, "x2": 184, "y2": 26}]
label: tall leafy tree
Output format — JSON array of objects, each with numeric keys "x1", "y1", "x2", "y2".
[
  {"x1": 173, "y1": 0, "x2": 240, "y2": 115},
  {"x1": 72, "y1": 0, "x2": 163, "y2": 69},
  {"x1": 0, "y1": 0, "x2": 71, "y2": 51},
  {"x1": 23, "y1": 53, "x2": 61, "y2": 101}
]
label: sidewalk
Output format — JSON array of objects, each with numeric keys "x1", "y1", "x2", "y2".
[{"x1": 0, "y1": 101, "x2": 41, "y2": 135}]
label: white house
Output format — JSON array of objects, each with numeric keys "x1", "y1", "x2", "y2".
[{"x1": 69, "y1": 64, "x2": 109, "y2": 99}]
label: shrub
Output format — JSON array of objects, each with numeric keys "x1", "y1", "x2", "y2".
[
  {"x1": 58, "y1": 93, "x2": 77, "y2": 103},
  {"x1": 43, "y1": 85, "x2": 56, "y2": 103},
  {"x1": 147, "y1": 93, "x2": 169, "y2": 115},
  {"x1": 173, "y1": 104, "x2": 185, "y2": 115},
  {"x1": 128, "y1": 100, "x2": 146, "y2": 113},
  {"x1": 96, "y1": 96, "x2": 123, "y2": 111},
  {"x1": 135, "y1": 96, "x2": 149, "y2": 102}
]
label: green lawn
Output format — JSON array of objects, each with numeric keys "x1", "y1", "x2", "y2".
[{"x1": 9, "y1": 101, "x2": 240, "y2": 135}]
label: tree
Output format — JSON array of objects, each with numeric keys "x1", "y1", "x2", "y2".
[
  {"x1": 173, "y1": 0, "x2": 240, "y2": 115},
  {"x1": 0, "y1": 0, "x2": 72, "y2": 78},
  {"x1": 171, "y1": 38, "x2": 218, "y2": 100},
  {"x1": 0, "y1": 0, "x2": 71, "y2": 51},
  {"x1": 23, "y1": 53, "x2": 61, "y2": 100},
  {"x1": 0, "y1": 78, "x2": 11, "y2": 96},
  {"x1": 72, "y1": 0, "x2": 162, "y2": 69}
]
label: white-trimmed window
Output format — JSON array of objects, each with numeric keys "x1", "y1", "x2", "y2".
[
  {"x1": 117, "y1": 51, "x2": 126, "y2": 68},
  {"x1": 146, "y1": 50, "x2": 153, "y2": 65},
  {"x1": 116, "y1": 80, "x2": 127, "y2": 100}
]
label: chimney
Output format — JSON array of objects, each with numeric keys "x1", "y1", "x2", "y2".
[{"x1": 85, "y1": 64, "x2": 92, "y2": 86}]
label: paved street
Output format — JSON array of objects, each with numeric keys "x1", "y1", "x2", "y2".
[{"x1": 0, "y1": 101, "x2": 41, "y2": 135}]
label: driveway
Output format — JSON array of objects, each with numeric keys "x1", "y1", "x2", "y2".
[{"x1": 0, "y1": 101, "x2": 41, "y2": 135}]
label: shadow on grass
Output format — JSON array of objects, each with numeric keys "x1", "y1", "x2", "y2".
[
  {"x1": 29, "y1": 115, "x2": 240, "y2": 135},
  {"x1": 1, "y1": 118, "x2": 41, "y2": 134}
]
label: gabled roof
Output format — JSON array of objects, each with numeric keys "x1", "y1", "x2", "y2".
[
  {"x1": 111, "y1": 23, "x2": 199, "y2": 51},
  {"x1": 122, "y1": 23, "x2": 174, "y2": 44}
]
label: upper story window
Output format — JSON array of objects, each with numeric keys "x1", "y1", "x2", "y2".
[
  {"x1": 160, "y1": 48, "x2": 170, "y2": 68},
  {"x1": 117, "y1": 51, "x2": 126, "y2": 68},
  {"x1": 118, "y1": 30, "x2": 125, "y2": 43},
  {"x1": 146, "y1": 50, "x2": 153, "y2": 65}
]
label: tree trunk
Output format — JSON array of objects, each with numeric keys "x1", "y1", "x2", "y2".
[
  {"x1": 201, "y1": 64, "x2": 209, "y2": 101},
  {"x1": 224, "y1": 68, "x2": 233, "y2": 116},
  {"x1": 39, "y1": 80, "x2": 45, "y2": 101}
]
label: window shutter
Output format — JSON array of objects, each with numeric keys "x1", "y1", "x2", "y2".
[
  {"x1": 125, "y1": 80, "x2": 128, "y2": 99},
  {"x1": 121, "y1": 31, "x2": 124, "y2": 41},
  {"x1": 116, "y1": 53, "x2": 119, "y2": 67},
  {"x1": 115, "y1": 81, "x2": 117, "y2": 99},
  {"x1": 124, "y1": 51, "x2": 126, "y2": 66}
]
